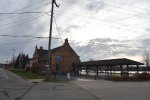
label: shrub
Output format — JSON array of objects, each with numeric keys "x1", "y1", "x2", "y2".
[
  {"x1": 112, "y1": 73, "x2": 150, "y2": 81},
  {"x1": 122, "y1": 72, "x2": 129, "y2": 79},
  {"x1": 132, "y1": 73, "x2": 140, "y2": 80},
  {"x1": 111, "y1": 75, "x2": 122, "y2": 81},
  {"x1": 139, "y1": 73, "x2": 150, "y2": 80}
]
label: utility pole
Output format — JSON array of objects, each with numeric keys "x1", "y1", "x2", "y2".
[{"x1": 47, "y1": 0, "x2": 59, "y2": 80}]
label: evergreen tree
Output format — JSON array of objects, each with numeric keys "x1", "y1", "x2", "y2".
[{"x1": 14, "y1": 53, "x2": 29, "y2": 69}]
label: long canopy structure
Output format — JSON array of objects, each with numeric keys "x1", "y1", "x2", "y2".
[
  {"x1": 75, "y1": 58, "x2": 144, "y2": 80},
  {"x1": 77, "y1": 58, "x2": 143, "y2": 66}
]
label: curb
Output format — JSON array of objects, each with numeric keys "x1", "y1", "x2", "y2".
[
  {"x1": 70, "y1": 81, "x2": 101, "y2": 100},
  {"x1": 5, "y1": 69, "x2": 28, "y2": 81}
]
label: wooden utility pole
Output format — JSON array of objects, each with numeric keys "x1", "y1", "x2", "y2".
[{"x1": 47, "y1": 0, "x2": 59, "y2": 80}]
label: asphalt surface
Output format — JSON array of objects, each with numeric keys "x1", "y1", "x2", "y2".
[
  {"x1": 72, "y1": 78, "x2": 150, "y2": 100},
  {"x1": 0, "y1": 68, "x2": 34, "y2": 100},
  {"x1": 2, "y1": 68, "x2": 150, "y2": 100},
  {"x1": 0, "y1": 68, "x2": 99, "y2": 100}
]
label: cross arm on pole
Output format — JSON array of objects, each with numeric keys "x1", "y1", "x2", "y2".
[{"x1": 53, "y1": 0, "x2": 59, "y2": 8}]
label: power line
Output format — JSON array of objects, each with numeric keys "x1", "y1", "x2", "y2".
[
  {"x1": 0, "y1": 1, "x2": 52, "y2": 31},
  {"x1": 0, "y1": 14, "x2": 46, "y2": 32},
  {"x1": 62, "y1": 0, "x2": 135, "y2": 15},
  {"x1": 0, "y1": 0, "x2": 147, "y2": 33},
  {"x1": 113, "y1": 13, "x2": 143, "y2": 23},
  {"x1": 54, "y1": 12, "x2": 147, "y2": 33},
  {"x1": 53, "y1": 16, "x2": 63, "y2": 43},
  {"x1": 0, "y1": 0, "x2": 49, "y2": 13},
  {"x1": 77, "y1": 0, "x2": 147, "y2": 14},
  {"x1": 0, "y1": 38, "x2": 41, "y2": 47},
  {"x1": 0, "y1": 34, "x2": 60, "y2": 39},
  {"x1": 1, "y1": 1, "x2": 51, "y2": 21},
  {"x1": 0, "y1": 36, "x2": 61, "y2": 47},
  {"x1": 105, "y1": 0, "x2": 149, "y2": 12},
  {"x1": 53, "y1": 1, "x2": 148, "y2": 31},
  {"x1": 0, "y1": 9, "x2": 145, "y2": 31},
  {"x1": 0, "y1": 14, "x2": 47, "y2": 26},
  {"x1": 55, "y1": 0, "x2": 149, "y2": 26},
  {"x1": 0, "y1": 11, "x2": 50, "y2": 15},
  {"x1": 0, "y1": 12, "x2": 50, "y2": 28},
  {"x1": 0, "y1": 34, "x2": 48, "y2": 38},
  {"x1": 0, "y1": 0, "x2": 147, "y2": 39},
  {"x1": 62, "y1": 0, "x2": 150, "y2": 21}
]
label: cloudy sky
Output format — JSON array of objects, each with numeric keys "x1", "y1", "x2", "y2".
[{"x1": 0, "y1": 0, "x2": 150, "y2": 63}]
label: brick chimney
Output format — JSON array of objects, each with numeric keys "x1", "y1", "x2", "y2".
[
  {"x1": 64, "y1": 38, "x2": 69, "y2": 45},
  {"x1": 35, "y1": 45, "x2": 38, "y2": 50},
  {"x1": 40, "y1": 46, "x2": 43, "y2": 50}
]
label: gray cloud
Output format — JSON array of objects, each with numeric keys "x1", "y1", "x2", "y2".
[
  {"x1": 0, "y1": 0, "x2": 51, "y2": 63},
  {"x1": 0, "y1": 0, "x2": 150, "y2": 63},
  {"x1": 70, "y1": 38, "x2": 143, "y2": 61},
  {"x1": 140, "y1": 38, "x2": 150, "y2": 51},
  {"x1": 59, "y1": 25, "x2": 81, "y2": 34},
  {"x1": 86, "y1": 0, "x2": 105, "y2": 13},
  {"x1": 145, "y1": 28, "x2": 150, "y2": 32}
]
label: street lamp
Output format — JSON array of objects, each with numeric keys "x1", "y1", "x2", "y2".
[{"x1": 12, "y1": 49, "x2": 15, "y2": 70}]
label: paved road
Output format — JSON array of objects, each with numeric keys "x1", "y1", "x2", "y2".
[
  {"x1": 0, "y1": 68, "x2": 33, "y2": 100},
  {"x1": 72, "y1": 78, "x2": 150, "y2": 100},
  {"x1": 22, "y1": 82, "x2": 98, "y2": 100},
  {"x1": 0, "y1": 68, "x2": 98, "y2": 100},
  {"x1": 0, "y1": 68, "x2": 8, "y2": 80}
]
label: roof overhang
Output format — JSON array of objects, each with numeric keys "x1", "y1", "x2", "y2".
[{"x1": 76, "y1": 58, "x2": 144, "y2": 67}]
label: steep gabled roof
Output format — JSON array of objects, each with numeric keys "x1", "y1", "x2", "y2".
[
  {"x1": 51, "y1": 46, "x2": 63, "y2": 53},
  {"x1": 68, "y1": 45, "x2": 79, "y2": 57},
  {"x1": 35, "y1": 39, "x2": 79, "y2": 61},
  {"x1": 38, "y1": 49, "x2": 48, "y2": 61},
  {"x1": 38, "y1": 46, "x2": 63, "y2": 61}
]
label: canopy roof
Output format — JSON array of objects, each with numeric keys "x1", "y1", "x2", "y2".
[{"x1": 76, "y1": 58, "x2": 144, "y2": 66}]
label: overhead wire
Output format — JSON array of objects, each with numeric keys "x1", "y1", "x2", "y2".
[
  {"x1": 105, "y1": 0, "x2": 150, "y2": 12},
  {"x1": 0, "y1": 6, "x2": 51, "y2": 41},
  {"x1": 62, "y1": 0, "x2": 150, "y2": 21},
  {"x1": 0, "y1": 0, "x2": 147, "y2": 42},
  {"x1": 0, "y1": 11, "x2": 50, "y2": 15},
  {"x1": 0, "y1": 0, "x2": 146, "y2": 34},
  {"x1": 0, "y1": 1, "x2": 51, "y2": 32},
  {"x1": 54, "y1": 11, "x2": 147, "y2": 34},
  {"x1": 0, "y1": 11, "x2": 50, "y2": 27},
  {"x1": 57, "y1": 0, "x2": 148, "y2": 29},
  {"x1": 0, "y1": 0, "x2": 51, "y2": 21},
  {"x1": 0, "y1": 38, "x2": 43, "y2": 47},
  {"x1": 53, "y1": 16, "x2": 63, "y2": 43},
  {"x1": 0, "y1": 35, "x2": 60, "y2": 47},
  {"x1": 77, "y1": 0, "x2": 148, "y2": 14},
  {"x1": 0, "y1": 13, "x2": 47, "y2": 32},
  {"x1": 0, "y1": 0, "x2": 148, "y2": 29},
  {"x1": 0, "y1": 0, "x2": 49, "y2": 15},
  {"x1": 0, "y1": 34, "x2": 60, "y2": 39},
  {"x1": 2, "y1": 0, "x2": 48, "y2": 12},
  {"x1": 53, "y1": 0, "x2": 149, "y2": 33},
  {"x1": 0, "y1": 2, "x2": 51, "y2": 21}
]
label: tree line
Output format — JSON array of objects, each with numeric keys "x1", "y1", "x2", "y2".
[{"x1": 13, "y1": 53, "x2": 29, "y2": 69}]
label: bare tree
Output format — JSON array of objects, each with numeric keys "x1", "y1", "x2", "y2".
[{"x1": 143, "y1": 50, "x2": 150, "y2": 72}]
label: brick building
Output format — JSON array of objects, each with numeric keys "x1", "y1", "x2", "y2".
[{"x1": 32, "y1": 39, "x2": 80, "y2": 74}]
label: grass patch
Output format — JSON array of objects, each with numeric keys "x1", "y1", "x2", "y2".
[
  {"x1": 44, "y1": 76, "x2": 69, "y2": 83},
  {"x1": 44, "y1": 79, "x2": 69, "y2": 83},
  {"x1": 11, "y1": 70, "x2": 45, "y2": 79}
]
